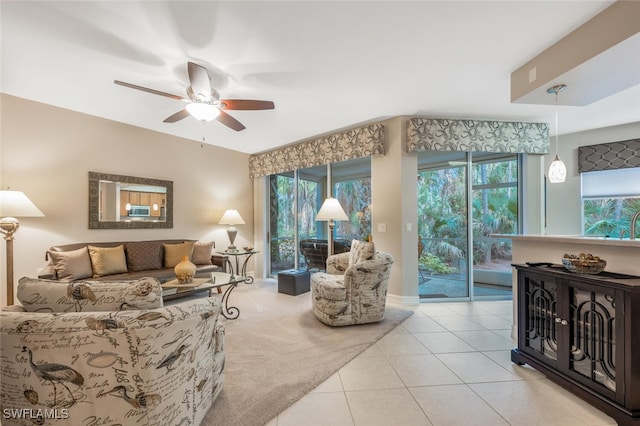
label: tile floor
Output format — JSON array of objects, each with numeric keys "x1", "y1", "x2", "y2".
[{"x1": 266, "y1": 299, "x2": 616, "y2": 426}]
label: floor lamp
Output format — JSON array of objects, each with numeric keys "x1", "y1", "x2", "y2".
[
  {"x1": 315, "y1": 198, "x2": 348, "y2": 257},
  {"x1": 0, "y1": 190, "x2": 44, "y2": 305}
]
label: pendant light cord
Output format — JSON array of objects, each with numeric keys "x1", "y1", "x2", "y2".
[{"x1": 554, "y1": 90, "x2": 559, "y2": 158}]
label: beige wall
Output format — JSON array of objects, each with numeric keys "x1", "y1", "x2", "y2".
[
  {"x1": 0, "y1": 94, "x2": 254, "y2": 306},
  {"x1": 372, "y1": 117, "x2": 419, "y2": 304},
  {"x1": 544, "y1": 121, "x2": 640, "y2": 235}
]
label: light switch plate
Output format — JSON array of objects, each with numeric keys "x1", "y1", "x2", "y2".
[{"x1": 378, "y1": 223, "x2": 387, "y2": 232}]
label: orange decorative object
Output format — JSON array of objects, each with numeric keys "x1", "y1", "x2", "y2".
[{"x1": 174, "y1": 256, "x2": 196, "y2": 283}]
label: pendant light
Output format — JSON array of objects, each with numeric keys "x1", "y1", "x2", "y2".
[{"x1": 547, "y1": 84, "x2": 567, "y2": 183}]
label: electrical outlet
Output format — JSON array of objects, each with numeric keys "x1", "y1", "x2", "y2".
[{"x1": 378, "y1": 223, "x2": 387, "y2": 232}]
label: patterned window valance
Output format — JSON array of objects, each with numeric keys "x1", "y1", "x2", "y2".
[
  {"x1": 578, "y1": 138, "x2": 640, "y2": 173},
  {"x1": 407, "y1": 118, "x2": 549, "y2": 154},
  {"x1": 249, "y1": 123, "x2": 384, "y2": 178}
]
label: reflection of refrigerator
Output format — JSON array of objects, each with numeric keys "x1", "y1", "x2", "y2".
[{"x1": 160, "y1": 207, "x2": 166, "y2": 221}]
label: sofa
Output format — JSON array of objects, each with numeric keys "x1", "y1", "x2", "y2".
[
  {"x1": 1, "y1": 277, "x2": 225, "y2": 425},
  {"x1": 311, "y1": 240, "x2": 394, "y2": 326},
  {"x1": 38, "y1": 239, "x2": 227, "y2": 282}
]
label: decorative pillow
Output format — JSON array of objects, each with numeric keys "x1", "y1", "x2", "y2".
[
  {"x1": 126, "y1": 241, "x2": 164, "y2": 272},
  {"x1": 47, "y1": 247, "x2": 93, "y2": 281},
  {"x1": 164, "y1": 241, "x2": 195, "y2": 267},
  {"x1": 192, "y1": 241, "x2": 214, "y2": 265},
  {"x1": 17, "y1": 276, "x2": 163, "y2": 313},
  {"x1": 88, "y1": 245, "x2": 128, "y2": 277},
  {"x1": 348, "y1": 239, "x2": 375, "y2": 267}
]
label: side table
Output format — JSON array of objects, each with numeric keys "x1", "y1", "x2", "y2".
[{"x1": 216, "y1": 250, "x2": 259, "y2": 283}]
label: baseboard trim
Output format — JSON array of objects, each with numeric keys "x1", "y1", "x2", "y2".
[{"x1": 387, "y1": 294, "x2": 420, "y2": 306}]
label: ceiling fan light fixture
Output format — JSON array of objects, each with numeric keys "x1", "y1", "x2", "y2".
[{"x1": 185, "y1": 102, "x2": 220, "y2": 122}]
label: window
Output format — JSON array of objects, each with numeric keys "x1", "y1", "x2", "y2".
[
  {"x1": 268, "y1": 158, "x2": 371, "y2": 275},
  {"x1": 582, "y1": 168, "x2": 640, "y2": 238}
]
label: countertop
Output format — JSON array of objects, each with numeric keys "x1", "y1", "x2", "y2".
[
  {"x1": 513, "y1": 263, "x2": 640, "y2": 288},
  {"x1": 495, "y1": 234, "x2": 640, "y2": 248}
]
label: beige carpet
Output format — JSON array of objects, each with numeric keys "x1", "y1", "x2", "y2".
[{"x1": 202, "y1": 279, "x2": 413, "y2": 426}]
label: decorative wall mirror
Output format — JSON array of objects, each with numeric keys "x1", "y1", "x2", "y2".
[{"x1": 89, "y1": 171, "x2": 173, "y2": 229}]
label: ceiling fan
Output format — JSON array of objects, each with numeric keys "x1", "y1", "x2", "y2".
[{"x1": 114, "y1": 62, "x2": 274, "y2": 131}]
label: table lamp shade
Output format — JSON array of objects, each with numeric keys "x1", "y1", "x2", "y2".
[
  {"x1": 316, "y1": 198, "x2": 348, "y2": 222},
  {"x1": 0, "y1": 190, "x2": 45, "y2": 217},
  {"x1": 219, "y1": 209, "x2": 246, "y2": 225}
]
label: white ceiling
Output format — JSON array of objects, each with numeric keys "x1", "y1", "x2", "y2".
[{"x1": 2, "y1": 1, "x2": 639, "y2": 155}]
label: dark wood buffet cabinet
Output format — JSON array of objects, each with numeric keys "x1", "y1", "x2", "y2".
[{"x1": 511, "y1": 264, "x2": 640, "y2": 425}]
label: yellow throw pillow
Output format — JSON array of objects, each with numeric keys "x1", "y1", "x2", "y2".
[
  {"x1": 164, "y1": 241, "x2": 195, "y2": 268},
  {"x1": 88, "y1": 245, "x2": 128, "y2": 277}
]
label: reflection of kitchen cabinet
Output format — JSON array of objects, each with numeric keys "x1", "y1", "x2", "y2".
[
  {"x1": 512, "y1": 265, "x2": 640, "y2": 426},
  {"x1": 150, "y1": 193, "x2": 164, "y2": 217},
  {"x1": 128, "y1": 191, "x2": 140, "y2": 205},
  {"x1": 118, "y1": 190, "x2": 164, "y2": 217},
  {"x1": 120, "y1": 190, "x2": 130, "y2": 216},
  {"x1": 140, "y1": 192, "x2": 150, "y2": 206}
]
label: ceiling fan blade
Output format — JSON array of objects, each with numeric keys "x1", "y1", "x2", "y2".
[
  {"x1": 217, "y1": 110, "x2": 246, "y2": 131},
  {"x1": 187, "y1": 62, "x2": 212, "y2": 100},
  {"x1": 220, "y1": 99, "x2": 275, "y2": 110},
  {"x1": 163, "y1": 109, "x2": 190, "y2": 123},
  {"x1": 114, "y1": 80, "x2": 184, "y2": 101}
]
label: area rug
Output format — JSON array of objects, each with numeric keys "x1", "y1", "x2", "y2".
[{"x1": 202, "y1": 280, "x2": 414, "y2": 426}]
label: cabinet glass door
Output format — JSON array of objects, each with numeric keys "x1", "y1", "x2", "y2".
[
  {"x1": 522, "y1": 273, "x2": 559, "y2": 365},
  {"x1": 568, "y1": 282, "x2": 618, "y2": 395}
]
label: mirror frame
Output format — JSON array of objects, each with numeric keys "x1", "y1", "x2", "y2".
[{"x1": 88, "y1": 171, "x2": 173, "y2": 229}]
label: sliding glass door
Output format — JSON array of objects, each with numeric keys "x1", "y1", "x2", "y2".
[
  {"x1": 417, "y1": 152, "x2": 469, "y2": 298},
  {"x1": 268, "y1": 158, "x2": 371, "y2": 276},
  {"x1": 417, "y1": 152, "x2": 518, "y2": 300},
  {"x1": 269, "y1": 172, "x2": 296, "y2": 274}
]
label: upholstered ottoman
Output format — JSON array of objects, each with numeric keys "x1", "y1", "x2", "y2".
[{"x1": 278, "y1": 269, "x2": 311, "y2": 295}]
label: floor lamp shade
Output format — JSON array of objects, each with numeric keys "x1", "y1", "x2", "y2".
[
  {"x1": 0, "y1": 190, "x2": 45, "y2": 306},
  {"x1": 219, "y1": 209, "x2": 245, "y2": 251},
  {"x1": 315, "y1": 198, "x2": 348, "y2": 257}
]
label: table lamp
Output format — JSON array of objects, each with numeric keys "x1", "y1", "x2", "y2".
[
  {"x1": 0, "y1": 189, "x2": 45, "y2": 305},
  {"x1": 315, "y1": 198, "x2": 348, "y2": 256},
  {"x1": 219, "y1": 209, "x2": 245, "y2": 251}
]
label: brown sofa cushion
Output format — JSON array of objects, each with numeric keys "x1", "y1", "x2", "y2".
[
  {"x1": 47, "y1": 247, "x2": 93, "y2": 281},
  {"x1": 88, "y1": 245, "x2": 128, "y2": 277},
  {"x1": 126, "y1": 241, "x2": 164, "y2": 272},
  {"x1": 192, "y1": 241, "x2": 214, "y2": 265}
]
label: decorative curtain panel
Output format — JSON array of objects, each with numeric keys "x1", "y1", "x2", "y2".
[
  {"x1": 407, "y1": 118, "x2": 549, "y2": 154},
  {"x1": 248, "y1": 123, "x2": 384, "y2": 178},
  {"x1": 578, "y1": 138, "x2": 640, "y2": 173}
]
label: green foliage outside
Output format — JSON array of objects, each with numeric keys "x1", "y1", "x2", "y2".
[
  {"x1": 269, "y1": 173, "x2": 372, "y2": 271},
  {"x1": 583, "y1": 198, "x2": 640, "y2": 238},
  {"x1": 419, "y1": 252, "x2": 455, "y2": 274},
  {"x1": 417, "y1": 158, "x2": 518, "y2": 275}
]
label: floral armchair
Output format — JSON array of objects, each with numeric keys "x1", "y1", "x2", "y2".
[
  {"x1": 311, "y1": 240, "x2": 394, "y2": 326},
  {"x1": 0, "y1": 277, "x2": 225, "y2": 425}
]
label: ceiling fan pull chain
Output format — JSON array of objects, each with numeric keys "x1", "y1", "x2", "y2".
[{"x1": 201, "y1": 122, "x2": 205, "y2": 148}]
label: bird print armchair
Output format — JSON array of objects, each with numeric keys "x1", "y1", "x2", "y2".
[
  {"x1": 0, "y1": 277, "x2": 225, "y2": 425},
  {"x1": 311, "y1": 240, "x2": 394, "y2": 326}
]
